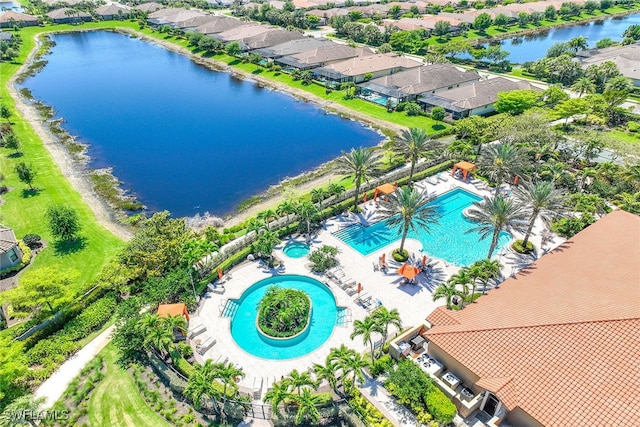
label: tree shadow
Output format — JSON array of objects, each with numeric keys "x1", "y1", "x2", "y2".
[
  {"x1": 229, "y1": 59, "x2": 241, "y2": 66},
  {"x1": 53, "y1": 236, "x2": 87, "y2": 256},
  {"x1": 251, "y1": 68, "x2": 264, "y2": 75},
  {"x1": 8, "y1": 152, "x2": 23, "y2": 158},
  {"x1": 21, "y1": 188, "x2": 41, "y2": 198},
  {"x1": 431, "y1": 124, "x2": 446, "y2": 131}
]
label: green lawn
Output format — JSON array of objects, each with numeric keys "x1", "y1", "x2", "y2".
[
  {"x1": 88, "y1": 344, "x2": 171, "y2": 427},
  {"x1": 607, "y1": 130, "x2": 640, "y2": 160},
  {"x1": 0, "y1": 23, "x2": 127, "y2": 288}
]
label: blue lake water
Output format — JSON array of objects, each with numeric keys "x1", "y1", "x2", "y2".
[
  {"x1": 473, "y1": 12, "x2": 640, "y2": 63},
  {"x1": 0, "y1": 1, "x2": 22, "y2": 11},
  {"x1": 21, "y1": 31, "x2": 382, "y2": 217}
]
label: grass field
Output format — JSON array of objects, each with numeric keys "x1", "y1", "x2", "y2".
[{"x1": 88, "y1": 344, "x2": 171, "y2": 427}]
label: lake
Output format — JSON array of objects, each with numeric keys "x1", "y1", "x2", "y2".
[
  {"x1": 0, "y1": 1, "x2": 22, "y2": 11},
  {"x1": 21, "y1": 31, "x2": 383, "y2": 217},
  {"x1": 483, "y1": 12, "x2": 640, "y2": 63}
]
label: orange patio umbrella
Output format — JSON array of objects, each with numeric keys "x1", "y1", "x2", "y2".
[
  {"x1": 357, "y1": 283, "x2": 363, "y2": 294},
  {"x1": 397, "y1": 263, "x2": 420, "y2": 280},
  {"x1": 422, "y1": 255, "x2": 427, "y2": 268},
  {"x1": 363, "y1": 192, "x2": 368, "y2": 202},
  {"x1": 381, "y1": 253, "x2": 386, "y2": 265},
  {"x1": 217, "y1": 268, "x2": 223, "y2": 280}
]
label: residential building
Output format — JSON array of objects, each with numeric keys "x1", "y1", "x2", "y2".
[
  {"x1": 0, "y1": 228, "x2": 23, "y2": 271},
  {"x1": 47, "y1": 8, "x2": 92, "y2": 24},
  {"x1": 577, "y1": 42, "x2": 640, "y2": 87},
  {"x1": 313, "y1": 52, "x2": 422, "y2": 84},
  {"x1": 252, "y1": 37, "x2": 335, "y2": 60},
  {"x1": 95, "y1": 4, "x2": 131, "y2": 21},
  {"x1": 276, "y1": 45, "x2": 374, "y2": 71},
  {"x1": 192, "y1": 16, "x2": 250, "y2": 35},
  {"x1": 239, "y1": 29, "x2": 305, "y2": 51},
  {"x1": 147, "y1": 8, "x2": 206, "y2": 28},
  {"x1": 0, "y1": 11, "x2": 39, "y2": 28},
  {"x1": 212, "y1": 24, "x2": 272, "y2": 43}
]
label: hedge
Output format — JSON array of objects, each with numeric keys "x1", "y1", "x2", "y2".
[{"x1": 424, "y1": 385, "x2": 457, "y2": 425}]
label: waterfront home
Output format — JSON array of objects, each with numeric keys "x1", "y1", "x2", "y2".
[
  {"x1": 42, "y1": 0, "x2": 95, "y2": 7},
  {"x1": 240, "y1": 28, "x2": 306, "y2": 52},
  {"x1": 419, "y1": 77, "x2": 541, "y2": 119},
  {"x1": 174, "y1": 14, "x2": 220, "y2": 30},
  {"x1": 276, "y1": 45, "x2": 374, "y2": 71},
  {"x1": 412, "y1": 210, "x2": 640, "y2": 426},
  {"x1": 0, "y1": 11, "x2": 39, "y2": 28},
  {"x1": 95, "y1": 4, "x2": 131, "y2": 21},
  {"x1": 133, "y1": 2, "x2": 164, "y2": 13},
  {"x1": 0, "y1": 228, "x2": 22, "y2": 272},
  {"x1": 313, "y1": 52, "x2": 423, "y2": 84},
  {"x1": 147, "y1": 8, "x2": 206, "y2": 28},
  {"x1": 212, "y1": 23, "x2": 272, "y2": 43},
  {"x1": 577, "y1": 42, "x2": 640, "y2": 87},
  {"x1": 304, "y1": 8, "x2": 350, "y2": 26},
  {"x1": 252, "y1": 37, "x2": 335, "y2": 60},
  {"x1": 47, "y1": 8, "x2": 92, "y2": 24},
  {"x1": 358, "y1": 63, "x2": 480, "y2": 105},
  {"x1": 191, "y1": 16, "x2": 250, "y2": 35}
]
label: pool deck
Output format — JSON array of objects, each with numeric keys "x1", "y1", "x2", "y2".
[{"x1": 188, "y1": 175, "x2": 565, "y2": 403}]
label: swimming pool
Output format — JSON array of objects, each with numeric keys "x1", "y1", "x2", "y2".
[
  {"x1": 283, "y1": 242, "x2": 310, "y2": 258},
  {"x1": 226, "y1": 275, "x2": 340, "y2": 360},
  {"x1": 333, "y1": 188, "x2": 512, "y2": 266}
]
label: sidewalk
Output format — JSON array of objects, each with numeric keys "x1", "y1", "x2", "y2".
[{"x1": 34, "y1": 325, "x2": 115, "y2": 409}]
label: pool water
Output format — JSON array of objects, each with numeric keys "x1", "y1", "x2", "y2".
[
  {"x1": 283, "y1": 242, "x2": 310, "y2": 258},
  {"x1": 227, "y1": 275, "x2": 338, "y2": 360},
  {"x1": 333, "y1": 188, "x2": 512, "y2": 266}
]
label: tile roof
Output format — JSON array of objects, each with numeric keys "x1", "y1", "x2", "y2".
[
  {"x1": 0, "y1": 227, "x2": 18, "y2": 253},
  {"x1": 579, "y1": 43, "x2": 640, "y2": 81},
  {"x1": 0, "y1": 11, "x2": 39, "y2": 23},
  {"x1": 316, "y1": 53, "x2": 422, "y2": 77},
  {"x1": 363, "y1": 64, "x2": 480, "y2": 96},
  {"x1": 425, "y1": 210, "x2": 640, "y2": 426}
]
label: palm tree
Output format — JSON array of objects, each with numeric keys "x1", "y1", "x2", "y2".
[
  {"x1": 613, "y1": 192, "x2": 640, "y2": 213},
  {"x1": 477, "y1": 143, "x2": 529, "y2": 196},
  {"x1": 466, "y1": 195, "x2": 529, "y2": 259},
  {"x1": 447, "y1": 268, "x2": 474, "y2": 307},
  {"x1": 350, "y1": 316, "x2": 382, "y2": 363},
  {"x1": 264, "y1": 380, "x2": 291, "y2": 415},
  {"x1": 571, "y1": 77, "x2": 596, "y2": 97},
  {"x1": 328, "y1": 344, "x2": 355, "y2": 385},
  {"x1": 295, "y1": 200, "x2": 318, "y2": 243},
  {"x1": 257, "y1": 209, "x2": 278, "y2": 230},
  {"x1": 335, "y1": 147, "x2": 382, "y2": 211},
  {"x1": 327, "y1": 182, "x2": 345, "y2": 198},
  {"x1": 513, "y1": 181, "x2": 567, "y2": 247},
  {"x1": 184, "y1": 360, "x2": 219, "y2": 411},
  {"x1": 377, "y1": 187, "x2": 440, "y2": 253},
  {"x1": 164, "y1": 314, "x2": 187, "y2": 338},
  {"x1": 310, "y1": 188, "x2": 329, "y2": 207},
  {"x1": 285, "y1": 369, "x2": 317, "y2": 396},
  {"x1": 432, "y1": 281, "x2": 461, "y2": 309},
  {"x1": 0, "y1": 394, "x2": 45, "y2": 427},
  {"x1": 469, "y1": 259, "x2": 502, "y2": 295},
  {"x1": 293, "y1": 388, "x2": 321, "y2": 425},
  {"x1": 568, "y1": 35, "x2": 588, "y2": 52},
  {"x1": 144, "y1": 322, "x2": 174, "y2": 358},
  {"x1": 342, "y1": 351, "x2": 368, "y2": 386},
  {"x1": 394, "y1": 127, "x2": 436, "y2": 184},
  {"x1": 277, "y1": 200, "x2": 296, "y2": 226},
  {"x1": 371, "y1": 306, "x2": 402, "y2": 350},
  {"x1": 313, "y1": 360, "x2": 339, "y2": 392},
  {"x1": 214, "y1": 361, "x2": 243, "y2": 402}
]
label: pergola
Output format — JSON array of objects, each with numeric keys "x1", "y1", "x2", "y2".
[
  {"x1": 373, "y1": 183, "x2": 396, "y2": 201},
  {"x1": 157, "y1": 303, "x2": 190, "y2": 321},
  {"x1": 452, "y1": 161, "x2": 477, "y2": 181}
]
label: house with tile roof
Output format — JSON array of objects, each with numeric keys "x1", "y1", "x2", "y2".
[
  {"x1": 0, "y1": 11, "x2": 39, "y2": 28},
  {"x1": 577, "y1": 42, "x2": 640, "y2": 87},
  {"x1": 252, "y1": 37, "x2": 335, "y2": 59},
  {"x1": 95, "y1": 4, "x2": 131, "y2": 21},
  {"x1": 191, "y1": 16, "x2": 250, "y2": 35},
  {"x1": 412, "y1": 210, "x2": 640, "y2": 426},
  {"x1": 0, "y1": 227, "x2": 23, "y2": 272},
  {"x1": 313, "y1": 52, "x2": 423, "y2": 84},
  {"x1": 276, "y1": 45, "x2": 374, "y2": 71},
  {"x1": 47, "y1": 8, "x2": 92, "y2": 24},
  {"x1": 239, "y1": 28, "x2": 306, "y2": 52},
  {"x1": 419, "y1": 77, "x2": 541, "y2": 119}
]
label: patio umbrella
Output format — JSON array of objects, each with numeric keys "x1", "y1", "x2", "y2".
[
  {"x1": 397, "y1": 263, "x2": 420, "y2": 280},
  {"x1": 422, "y1": 255, "x2": 427, "y2": 268},
  {"x1": 357, "y1": 283, "x2": 362, "y2": 295},
  {"x1": 363, "y1": 192, "x2": 368, "y2": 202},
  {"x1": 218, "y1": 268, "x2": 223, "y2": 280},
  {"x1": 381, "y1": 253, "x2": 386, "y2": 265}
]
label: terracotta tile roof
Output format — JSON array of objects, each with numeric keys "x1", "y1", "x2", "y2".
[
  {"x1": 426, "y1": 306, "x2": 459, "y2": 327},
  {"x1": 425, "y1": 210, "x2": 640, "y2": 426}
]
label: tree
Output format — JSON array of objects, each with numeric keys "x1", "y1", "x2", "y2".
[
  {"x1": 568, "y1": 36, "x2": 588, "y2": 52},
  {"x1": 605, "y1": 75, "x2": 633, "y2": 93},
  {"x1": 494, "y1": 90, "x2": 539, "y2": 115},
  {"x1": 513, "y1": 181, "x2": 567, "y2": 247},
  {"x1": 144, "y1": 321, "x2": 174, "y2": 358},
  {"x1": 225, "y1": 41, "x2": 241, "y2": 57},
  {"x1": 248, "y1": 53, "x2": 262, "y2": 71},
  {"x1": 214, "y1": 361, "x2": 243, "y2": 401},
  {"x1": 541, "y1": 85, "x2": 570, "y2": 106},
  {"x1": 433, "y1": 20, "x2": 451, "y2": 37},
  {"x1": 622, "y1": 24, "x2": 640, "y2": 44},
  {"x1": 493, "y1": 13, "x2": 509, "y2": 29},
  {"x1": 0, "y1": 394, "x2": 46, "y2": 427},
  {"x1": 517, "y1": 12, "x2": 530, "y2": 27},
  {"x1": 473, "y1": 13, "x2": 492, "y2": 32},
  {"x1": 335, "y1": 147, "x2": 381, "y2": 210},
  {"x1": 184, "y1": 360, "x2": 219, "y2": 410},
  {"x1": 393, "y1": 127, "x2": 435, "y2": 184},
  {"x1": 447, "y1": 268, "x2": 473, "y2": 307},
  {"x1": 571, "y1": 77, "x2": 596, "y2": 97},
  {"x1": 351, "y1": 316, "x2": 382, "y2": 363},
  {"x1": 595, "y1": 37, "x2": 614, "y2": 49},
  {"x1": 544, "y1": 5, "x2": 557, "y2": 20},
  {"x1": 554, "y1": 97, "x2": 589, "y2": 125},
  {"x1": 546, "y1": 42, "x2": 571, "y2": 58},
  {"x1": 3, "y1": 132, "x2": 20, "y2": 154},
  {"x1": 432, "y1": 280, "x2": 460, "y2": 309},
  {"x1": 285, "y1": 369, "x2": 317, "y2": 396},
  {"x1": 295, "y1": 200, "x2": 318, "y2": 243},
  {"x1": 313, "y1": 359, "x2": 339, "y2": 392},
  {"x1": 478, "y1": 143, "x2": 529, "y2": 195},
  {"x1": 371, "y1": 306, "x2": 402, "y2": 347},
  {"x1": 46, "y1": 205, "x2": 81, "y2": 241},
  {"x1": 388, "y1": 5, "x2": 402, "y2": 19},
  {"x1": 469, "y1": 259, "x2": 502, "y2": 294},
  {"x1": 15, "y1": 162, "x2": 36, "y2": 189},
  {"x1": 277, "y1": 200, "x2": 296, "y2": 226},
  {"x1": 264, "y1": 381, "x2": 290, "y2": 415},
  {"x1": 466, "y1": 195, "x2": 529, "y2": 259},
  {"x1": 7, "y1": 266, "x2": 79, "y2": 313},
  {"x1": 254, "y1": 228, "x2": 280, "y2": 261},
  {"x1": 377, "y1": 42, "x2": 393, "y2": 53},
  {"x1": 293, "y1": 388, "x2": 321, "y2": 424},
  {"x1": 0, "y1": 104, "x2": 10, "y2": 123},
  {"x1": 584, "y1": 0, "x2": 599, "y2": 13},
  {"x1": 378, "y1": 187, "x2": 440, "y2": 253},
  {"x1": 431, "y1": 106, "x2": 445, "y2": 123}
]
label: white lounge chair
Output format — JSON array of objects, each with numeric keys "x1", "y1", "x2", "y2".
[
  {"x1": 188, "y1": 324, "x2": 206, "y2": 339},
  {"x1": 426, "y1": 176, "x2": 438, "y2": 185},
  {"x1": 196, "y1": 336, "x2": 216, "y2": 355},
  {"x1": 437, "y1": 172, "x2": 449, "y2": 182},
  {"x1": 208, "y1": 283, "x2": 226, "y2": 294}
]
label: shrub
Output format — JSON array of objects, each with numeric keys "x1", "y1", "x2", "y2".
[
  {"x1": 370, "y1": 354, "x2": 394, "y2": 377},
  {"x1": 392, "y1": 248, "x2": 409, "y2": 262},
  {"x1": 257, "y1": 286, "x2": 311, "y2": 338},
  {"x1": 424, "y1": 386, "x2": 457, "y2": 424},
  {"x1": 629, "y1": 121, "x2": 639, "y2": 133},
  {"x1": 22, "y1": 234, "x2": 42, "y2": 249},
  {"x1": 308, "y1": 245, "x2": 339, "y2": 273},
  {"x1": 512, "y1": 239, "x2": 534, "y2": 253}
]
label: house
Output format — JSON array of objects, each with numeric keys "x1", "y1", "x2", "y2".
[
  {"x1": 358, "y1": 63, "x2": 480, "y2": 105},
  {"x1": 0, "y1": 11, "x2": 39, "y2": 28},
  {"x1": 239, "y1": 28, "x2": 305, "y2": 52},
  {"x1": 276, "y1": 45, "x2": 374, "y2": 71},
  {"x1": 416, "y1": 210, "x2": 640, "y2": 426},
  {"x1": 212, "y1": 24, "x2": 272, "y2": 43},
  {"x1": 47, "y1": 8, "x2": 92, "y2": 24},
  {"x1": 42, "y1": 0, "x2": 95, "y2": 7},
  {"x1": 419, "y1": 77, "x2": 540, "y2": 119},
  {"x1": 313, "y1": 52, "x2": 423, "y2": 84},
  {"x1": 174, "y1": 14, "x2": 219, "y2": 30},
  {"x1": 147, "y1": 8, "x2": 206, "y2": 28},
  {"x1": 133, "y1": 2, "x2": 165, "y2": 13},
  {"x1": 577, "y1": 42, "x2": 640, "y2": 87},
  {"x1": 0, "y1": 228, "x2": 23, "y2": 271},
  {"x1": 192, "y1": 16, "x2": 250, "y2": 35},
  {"x1": 95, "y1": 4, "x2": 131, "y2": 21},
  {"x1": 0, "y1": 32, "x2": 13, "y2": 41},
  {"x1": 252, "y1": 37, "x2": 335, "y2": 60}
]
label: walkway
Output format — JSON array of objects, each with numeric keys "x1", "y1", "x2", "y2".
[{"x1": 34, "y1": 325, "x2": 115, "y2": 409}]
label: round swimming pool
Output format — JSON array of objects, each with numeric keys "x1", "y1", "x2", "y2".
[
  {"x1": 229, "y1": 275, "x2": 337, "y2": 360},
  {"x1": 282, "y1": 242, "x2": 310, "y2": 258}
]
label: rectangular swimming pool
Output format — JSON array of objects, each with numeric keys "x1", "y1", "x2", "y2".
[{"x1": 332, "y1": 188, "x2": 512, "y2": 266}]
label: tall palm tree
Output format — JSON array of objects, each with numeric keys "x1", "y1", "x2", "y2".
[
  {"x1": 342, "y1": 351, "x2": 368, "y2": 386},
  {"x1": 371, "y1": 306, "x2": 402, "y2": 349},
  {"x1": 466, "y1": 195, "x2": 529, "y2": 259},
  {"x1": 184, "y1": 360, "x2": 219, "y2": 411},
  {"x1": 144, "y1": 323, "x2": 174, "y2": 357},
  {"x1": 257, "y1": 209, "x2": 278, "y2": 230},
  {"x1": 164, "y1": 314, "x2": 187, "y2": 338},
  {"x1": 264, "y1": 380, "x2": 291, "y2": 415},
  {"x1": 328, "y1": 344, "x2": 356, "y2": 385},
  {"x1": 295, "y1": 200, "x2": 319, "y2": 243},
  {"x1": 335, "y1": 147, "x2": 382, "y2": 211},
  {"x1": 571, "y1": 77, "x2": 596, "y2": 97},
  {"x1": 293, "y1": 388, "x2": 322, "y2": 425},
  {"x1": 394, "y1": 127, "x2": 436, "y2": 184},
  {"x1": 313, "y1": 360, "x2": 339, "y2": 392},
  {"x1": 477, "y1": 143, "x2": 529, "y2": 196},
  {"x1": 350, "y1": 316, "x2": 383, "y2": 363},
  {"x1": 513, "y1": 181, "x2": 567, "y2": 247},
  {"x1": 377, "y1": 187, "x2": 440, "y2": 253},
  {"x1": 432, "y1": 281, "x2": 460, "y2": 309},
  {"x1": 285, "y1": 369, "x2": 317, "y2": 396},
  {"x1": 277, "y1": 200, "x2": 296, "y2": 226},
  {"x1": 469, "y1": 259, "x2": 502, "y2": 295},
  {"x1": 214, "y1": 361, "x2": 243, "y2": 402},
  {"x1": 447, "y1": 268, "x2": 474, "y2": 307},
  {"x1": 0, "y1": 394, "x2": 45, "y2": 427}
]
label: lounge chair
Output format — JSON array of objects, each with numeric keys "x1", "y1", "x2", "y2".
[
  {"x1": 426, "y1": 176, "x2": 438, "y2": 185},
  {"x1": 437, "y1": 172, "x2": 449, "y2": 182},
  {"x1": 188, "y1": 324, "x2": 206, "y2": 339},
  {"x1": 196, "y1": 336, "x2": 216, "y2": 355},
  {"x1": 208, "y1": 283, "x2": 226, "y2": 294}
]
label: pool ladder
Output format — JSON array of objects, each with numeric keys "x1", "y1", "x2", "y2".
[{"x1": 219, "y1": 299, "x2": 239, "y2": 318}]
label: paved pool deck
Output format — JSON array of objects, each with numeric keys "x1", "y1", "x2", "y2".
[{"x1": 188, "y1": 176, "x2": 565, "y2": 402}]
